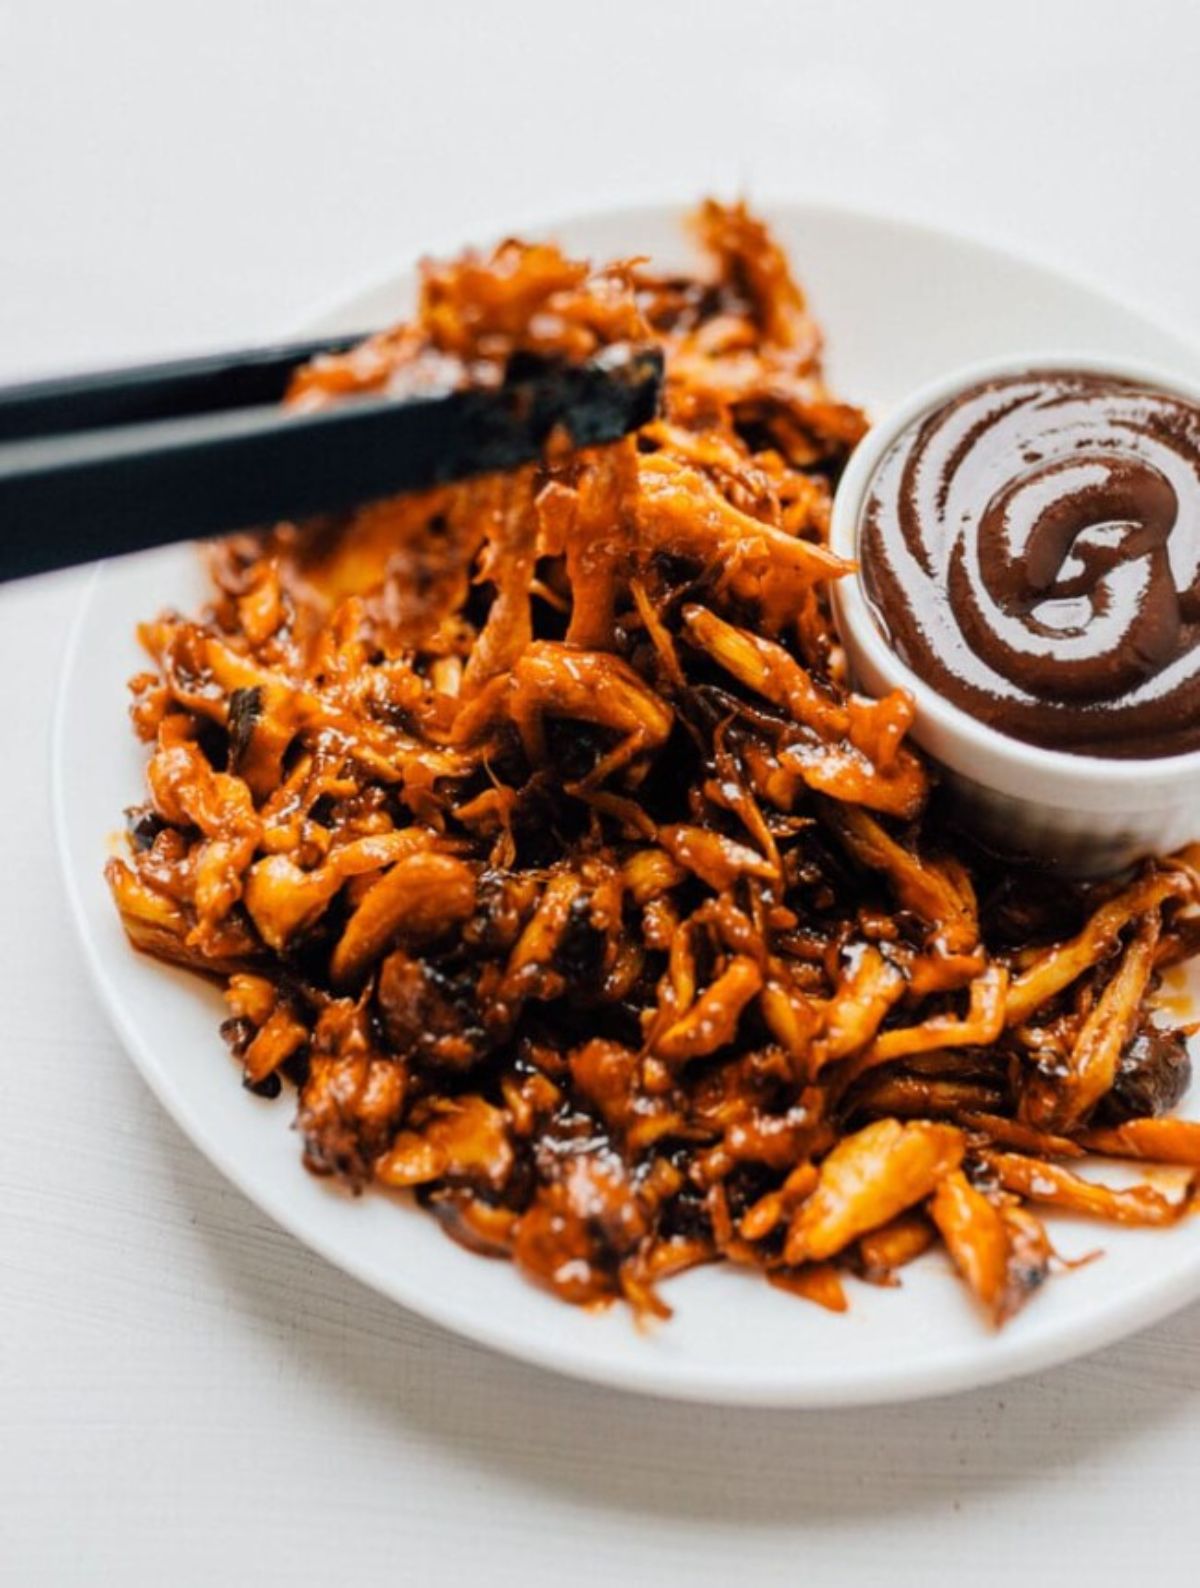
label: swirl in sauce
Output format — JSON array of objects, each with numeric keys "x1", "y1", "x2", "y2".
[{"x1": 860, "y1": 370, "x2": 1200, "y2": 757}]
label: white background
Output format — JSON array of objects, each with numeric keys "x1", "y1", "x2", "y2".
[{"x1": 3, "y1": 1, "x2": 1199, "y2": 1581}]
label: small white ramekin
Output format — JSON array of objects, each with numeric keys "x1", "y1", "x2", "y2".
[{"x1": 829, "y1": 351, "x2": 1200, "y2": 878}]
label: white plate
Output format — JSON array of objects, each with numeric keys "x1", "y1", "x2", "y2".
[{"x1": 53, "y1": 201, "x2": 1200, "y2": 1407}]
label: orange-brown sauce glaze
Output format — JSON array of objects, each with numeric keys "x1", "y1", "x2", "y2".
[{"x1": 109, "y1": 202, "x2": 1200, "y2": 1326}]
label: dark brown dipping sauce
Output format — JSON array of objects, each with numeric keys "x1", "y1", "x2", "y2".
[{"x1": 860, "y1": 369, "x2": 1200, "y2": 757}]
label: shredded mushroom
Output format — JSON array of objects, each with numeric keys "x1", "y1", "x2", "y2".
[{"x1": 108, "y1": 201, "x2": 1200, "y2": 1323}]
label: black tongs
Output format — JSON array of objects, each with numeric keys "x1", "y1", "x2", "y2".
[{"x1": 0, "y1": 335, "x2": 663, "y2": 581}]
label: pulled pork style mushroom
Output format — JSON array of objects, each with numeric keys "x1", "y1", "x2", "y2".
[{"x1": 108, "y1": 202, "x2": 1200, "y2": 1324}]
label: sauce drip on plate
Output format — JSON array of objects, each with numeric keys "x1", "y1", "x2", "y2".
[{"x1": 860, "y1": 370, "x2": 1200, "y2": 757}]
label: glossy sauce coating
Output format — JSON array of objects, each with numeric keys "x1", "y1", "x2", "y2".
[
  {"x1": 107, "y1": 217, "x2": 1200, "y2": 1332},
  {"x1": 860, "y1": 371, "x2": 1200, "y2": 756}
]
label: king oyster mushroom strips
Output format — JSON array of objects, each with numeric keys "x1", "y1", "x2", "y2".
[{"x1": 109, "y1": 202, "x2": 1200, "y2": 1324}]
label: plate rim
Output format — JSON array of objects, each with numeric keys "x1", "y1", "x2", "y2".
[{"x1": 52, "y1": 196, "x2": 1200, "y2": 1407}]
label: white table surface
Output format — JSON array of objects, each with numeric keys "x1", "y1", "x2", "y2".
[{"x1": 4, "y1": 2, "x2": 1200, "y2": 1580}]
